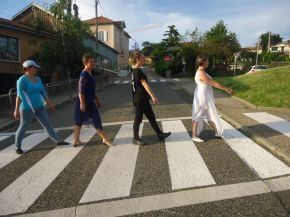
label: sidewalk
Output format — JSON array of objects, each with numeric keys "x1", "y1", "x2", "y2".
[
  {"x1": 173, "y1": 78, "x2": 290, "y2": 165},
  {"x1": 215, "y1": 94, "x2": 290, "y2": 165}
]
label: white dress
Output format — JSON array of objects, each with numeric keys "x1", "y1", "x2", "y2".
[{"x1": 192, "y1": 70, "x2": 223, "y2": 136}]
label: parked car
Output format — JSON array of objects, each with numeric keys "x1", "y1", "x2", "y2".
[{"x1": 247, "y1": 65, "x2": 268, "y2": 74}]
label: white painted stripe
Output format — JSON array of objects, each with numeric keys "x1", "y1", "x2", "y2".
[
  {"x1": 76, "y1": 181, "x2": 269, "y2": 217},
  {"x1": 0, "y1": 127, "x2": 96, "y2": 216},
  {"x1": 123, "y1": 81, "x2": 130, "y2": 84},
  {"x1": 160, "y1": 79, "x2": 166, "y2": 82},
  {"x1": 80, "y1": 123, "x2": 143, "y2": 203},
  {"x1": 114, "y1": 80, "x2": 121, "y2": 84},
  {"x1": 265, "y1": 175, "x2": 290, "y2": 192},
  {"x1": 0, "y1": 132, "x2": 48, "y2": 170},
  {"x1": 244, "y1": 112, "x2": 290, "y2": 138},
  {"x1": 0, "y1": 135, "x2": 9, "y2": 142},
  {"x1": 0, "y1": 116, "x2": 193, "y2": 136},
  {"x1": 15, "y1": 175, "x2": 290, "y2": 217},
  {"x1": 173, "y1": 78, "x2": 180, "y2": 81},
  {"x1": 220, "y1": 118, "x2": 290, "y2": 179},
  {"x1": 162, "y1": 120, "x2": 215, "y2": 190},
  {"x1": 151, "y1": 80, "x2": 157, "y2": 82}
]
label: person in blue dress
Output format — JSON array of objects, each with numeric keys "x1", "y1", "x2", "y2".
[
  {"x1": 73, "y1": 53, "x2": 113, "y2": 147},
  {"x1": 14, "y1": 60, "x2": 69, "y2": 155}
]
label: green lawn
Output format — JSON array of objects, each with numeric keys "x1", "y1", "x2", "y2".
[{"x1": 214, "y1": 65, "x2": 290, "y2": 109}]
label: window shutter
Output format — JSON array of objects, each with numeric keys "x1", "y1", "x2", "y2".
[{"x1": 104, "y1": 31, "x2": 108, "y2": 42}]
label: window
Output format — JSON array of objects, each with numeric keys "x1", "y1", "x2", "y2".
[
  {"x1": 98, "y1": 31, "x2": 104, "y2": 41},
  {"x1": 98, "y1": 31, "x2": 108, "y2": 42},
  {"x1": 0, "y1": 35, "x2": 19, "y2": 61}
]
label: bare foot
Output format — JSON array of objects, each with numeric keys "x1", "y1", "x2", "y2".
[
  {"x1": 73, "y1": 140, "x2": 84, "y2": 147},
  {"x1": 102, "y1": 140, "x2": 113, "y2": 147}
]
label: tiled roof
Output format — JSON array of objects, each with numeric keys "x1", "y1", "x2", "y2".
[
  {"x1": 0, "y1": 17, "x2": 51, "y2": 36},
  {"x1": 84, "y1": 16, "x2": 116, "y2": 25},
  {"x1": 83, "y1": 16, "x2": 131, "y2": 38}
]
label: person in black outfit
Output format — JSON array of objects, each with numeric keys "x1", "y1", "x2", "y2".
[{"x1": 131, "y1": 51, "x2": 171, "y2": 145}]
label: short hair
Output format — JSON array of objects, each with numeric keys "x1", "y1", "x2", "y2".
[
  {"x1": 22, "y1": 67, "x2": 28, "y2": 73},
  {"x1": 132, "y1": 51, "x2": 144, "y2": 65},
  {"x1": 22, "y1": 66, "x2": 34, "y2": 73},
  {"x1": 196, "y1": 55, "x2": 208, "y2": 66},
  {"x1": 82, "y1": 53, "x2": 94, "y2": 64}
]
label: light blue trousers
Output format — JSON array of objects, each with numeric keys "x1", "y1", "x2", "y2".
[{"x1": 15, "y1": 107, "x2": 60, "y2": 149}]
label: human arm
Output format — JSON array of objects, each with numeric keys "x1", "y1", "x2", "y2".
[
  {"x1": 95, "y1": 95, "x2": 102, "y2": 108},
  {"x1": 78, "y1": 75, "x2": 87, "y2": 112},
  {"x1": 14, "y1": 96, "x2": 21, "y2": 120},
  {"x1": 39, "y1": 77, "x2": 55, "y2": 111},
  {"x1": 141, "y1": 80, "x2": 159, "y2": 105},
  {"x1": 198, "y1": 71, "x2": 234, "y2": 94}
]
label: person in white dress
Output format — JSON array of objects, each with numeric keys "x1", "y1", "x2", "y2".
[{"x1": 192, "y1": 55, "x2": 234, "y2": 143}]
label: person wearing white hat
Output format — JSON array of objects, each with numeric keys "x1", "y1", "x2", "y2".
[{"x1": 13, "y1": 60, "x2": 69, "y2": 154}]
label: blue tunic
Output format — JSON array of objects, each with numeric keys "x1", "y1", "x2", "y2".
[
  {"x1": 17, "y1": 75, "x2": 47, "y2": 111},
  {"x1": 74, "y1": 71, "x2": 103, "y2": 130}
]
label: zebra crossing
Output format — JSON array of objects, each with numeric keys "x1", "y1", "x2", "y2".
[
  {"x1": 244, "y1": 112, "x2": 290, "y2": 138},
  {"x1": 0, "y1": 112, "x2": 290, "y2": 216},
  {"x1": 113, "y1": 78, "x2": 183, "y2": 85}
]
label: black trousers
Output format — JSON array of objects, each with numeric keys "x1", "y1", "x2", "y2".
[{"x1": 133, "y1": 100, "x2": 162, "y2": 139}]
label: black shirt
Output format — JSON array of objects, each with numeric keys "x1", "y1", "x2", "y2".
[{"x1": 132, "y1": 68, "x2": 150, "y2": 104}]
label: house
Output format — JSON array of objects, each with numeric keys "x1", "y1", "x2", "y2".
[
  {"x1": 0, "y1": 3, "x2": 119, "y2": 94},
  {"x1": 84, "y1": 16, "x2": 131, "y2": 70},
  {"x1": 270, "y1": 41, "x2": 290, "y2": 55},
  {"x1": 83, "y1": 36, "x2": 119, "y2": 71},
  {"x1": 0, "y1": 15, "x2": 51, "y2": 93},
  {"x1": 242, "y1": 46, "x2": 263, "y2": 54}
]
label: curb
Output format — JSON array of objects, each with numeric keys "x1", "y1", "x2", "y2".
[
  {"x1": 228, "y1": 93, "x2": 290, "y2": 113},
  {"x1": 217, "y1": 106, "x2": 290, "y2": 165},
  {"x1": 231, "y1": 96, "x2": 257, "y2": 109}
]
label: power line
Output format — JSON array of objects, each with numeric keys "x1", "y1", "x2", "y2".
[
  {"x1": 97, "y1": 0, "x2": 108, "y2": 17},
  {"x1": 76, "y1": 0, "x2": 108, "y2": 18}
]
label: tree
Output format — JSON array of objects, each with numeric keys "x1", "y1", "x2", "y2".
[
  {"x1": 203, "y1": 20, "x2": 240, "y2": 63},
  {"x1": 141, "y1": 41, "x2": 155, "y2": 56},
  {"x1": 259, "y1": 32, "x2": 283, "y2": 51},
  {"x1": 162, "y1": 25, "x2": 181, "y2": 47},
  {"x1": 189, "y1": 27, "x2": 203, "y2": 45},
  {"x1": 36, "y1": 0, "x2": 93, "y2": 81}
]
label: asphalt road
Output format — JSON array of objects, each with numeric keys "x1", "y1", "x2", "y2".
[{"x1": 0, "y1": 72, "x2": 289, "y2": 217}]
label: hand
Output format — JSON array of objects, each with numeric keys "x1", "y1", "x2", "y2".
[
  {"x1": 152, "y1": 96, "x2": 159, "y2": 105},
  {"x1": 226, "y1": 88, "x2": 234, "y2": 95},
  {"x1": 14, "y1": 110, "x2": 20, "y2": 120},
  {"x1": 48, "y1": 102, "x2": 56, "y2": 112},
  {"x1": 80, "y1": 103, "x2": 86, "y2": 112},
  {"x1": 96, "y1": 100, "x2": 102, "y2": 108}
]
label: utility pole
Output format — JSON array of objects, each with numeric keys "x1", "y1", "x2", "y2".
[
  {"x1": 233, "y1": 52, "x2": 240, "y2": 76},
  {"x1": 267, "y1": 32, "x2": 271, "y2": 52},
  {"x1": 67, "y1": 0, "x2": 72, "y2": 99},
  {"x1": 95, "y1": 0, "x2": 99, "y2": 59},
  {"x1": 255, "y1": 37, "x2": 261, "y2": 68}
]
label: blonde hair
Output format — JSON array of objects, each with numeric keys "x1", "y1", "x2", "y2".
[
  {"x1": 132, "y1": 51, "x2": 144, "y2": 65},
  {"x1": 196, "y1": 55, "x2": 208, "y2": 67}
]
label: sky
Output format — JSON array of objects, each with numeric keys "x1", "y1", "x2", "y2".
[{"x1": 1, "y1": 0, "x2": 290, "y2": 48}]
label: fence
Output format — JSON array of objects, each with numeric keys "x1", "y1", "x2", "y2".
[{"x1": 0, "y1": 69, "x2": 117, "y2": 128}]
